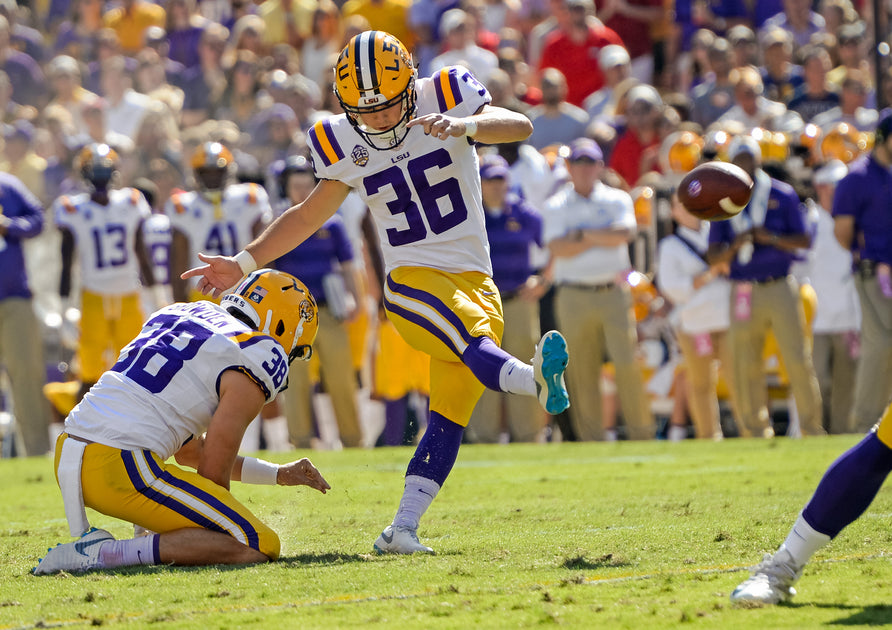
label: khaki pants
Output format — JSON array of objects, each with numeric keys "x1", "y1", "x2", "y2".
[
  {"x1": 812, "y1": 332, "x2": 858, "y2": 434},
  {"x1": 0, "y1": 297, "x2": 51, "y2": 455},
  {"x1": 728, "y1": 277, "x2": 823, "y2": 436},
  {"x1": 283, "y1": 307, "x2": 361, "y2": 448},
  {"x1": 555, "y1": 284, "x2": 653, "y2": 441},
  {"x1": 676, "y1": 330, "x2": 735, "y2": 439},
  {"x1": 469, "y1": 295, "x2": 542, "y2": 442},
  {"x1": 851, "y1": 275, "x2": 892, "y2": 431}
]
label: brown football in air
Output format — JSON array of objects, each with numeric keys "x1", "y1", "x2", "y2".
[{"x1": 678, "y1": 161, "x2": 754, "y2": 221}]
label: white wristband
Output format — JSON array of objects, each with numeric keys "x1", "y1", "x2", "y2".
[
  {"x1": 234, "y1": 250, "x2": 258, "y2": 275},
  {"x1": 241, "y1": 457, "x2": 279, "y2": 485},
  {"x1": 464, "y1": 118, "x2": 478, "y2": 138}
]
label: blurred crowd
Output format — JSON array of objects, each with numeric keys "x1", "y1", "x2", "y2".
[{"x1": 0, "y1": 0, "x2": 889, "y2": 456}]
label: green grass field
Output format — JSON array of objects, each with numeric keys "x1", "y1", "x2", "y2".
[{"x1": 3, "y1": 436, "x2": 892, "y2": 629}]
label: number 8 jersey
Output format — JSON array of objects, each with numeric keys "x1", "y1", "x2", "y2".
[
  {"x1": 64, "y1": 301, "x2": 289, "y2": 460},
  {"x1": 308, "y1": 65, "x2": 493, "y2": 277}
]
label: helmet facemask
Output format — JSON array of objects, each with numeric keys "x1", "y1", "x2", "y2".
[{"x1": 338, "y1": 74, "x2": 417, "y2": 150}]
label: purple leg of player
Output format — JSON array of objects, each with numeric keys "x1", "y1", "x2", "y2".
[
  {"x1": 802, "y1": 432, "x2": 892, "y2": 537},
  {"x1": 405, "y1": 411, "x2": 463, "y2": 486},
  {"x1": 461, "y1": 335, "x2": 510, "y2": 391}
]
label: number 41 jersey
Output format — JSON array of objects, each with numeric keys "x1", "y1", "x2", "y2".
[
  {"x1": 64, "y1": 301, "x2": 290, "y2": 459},
  {"x1": 308, "y1": 65, "x2": 493, "y2": 277}
]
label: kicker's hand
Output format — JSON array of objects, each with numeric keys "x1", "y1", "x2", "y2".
[
  {"x1": 277, "y1": 458, "x2": 331, "y2": 494},
  {"x1": 407, "y1": 113, "x2": 471, "y2": 140},
  {"x1": 180, "y1": 252, "x2": 243, "y2": 298}
]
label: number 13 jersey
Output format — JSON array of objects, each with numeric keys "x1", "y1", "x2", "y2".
[{"x1": 308, "y1": 65, "x2": 493, "y2": 277}]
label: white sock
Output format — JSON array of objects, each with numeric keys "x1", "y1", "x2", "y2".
[
  {"x1": 604, "y1": 429, "x2": 618, "y2": 442},
  {"x1": 261, "y1": 415, "x2": 291, "y2": 452},
  {"x1": 499, "y1": 359, "x2": 535, "y2": 396},
  {"x1": 668, "y1": 425, "x2": 687, "y2": 442},
  {"x1": 392, "y1": 474, "x2": 440, "y2": 530},
  {"x1": 779, "y1": 513, "x2": 831, "y2": 567},
  {"x1": 98, "y1": 534, "x2": 159, "y2": 568}
]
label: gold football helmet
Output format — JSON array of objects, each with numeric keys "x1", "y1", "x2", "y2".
[
  {"x1": 77, "y1": 143, "x2": 119, "y2": 191},
  {"x1": 334, "y1": 30, "x2": 417, "y2": 150},
  {"x1": 820, "y1": 122, "x2": 866, "y2": 163},
  {"x1": 191, "y1": 141, "x2": 234, "y2": 192},
  {"x1": 221, "y1": 269, "x2": 318, "y2": 363},
  {"x1": 659, "y1": 131, "x2": 704, "y2": 174}
]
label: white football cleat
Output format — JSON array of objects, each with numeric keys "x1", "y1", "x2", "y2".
[
  {"x1": 373, "y1": 525, "x2": 434, "y2": 555},
  {"x1": 730, "y1": 551, "x2": 803, "y2": 605},
  {"x1": 532, "y1": 330, "x2": 569, "y2": 415},
  {"x1": 33, "y1": 527, "x2": 115, "y2": 575}
]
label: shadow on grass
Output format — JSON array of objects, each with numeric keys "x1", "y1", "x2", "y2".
[
  {"x1": 561, "y1": 553, "x2": 631, "y2": 571},
  {"x1": 825, "y1": 604, "x2": 892, "y2": 625},
  {"x1": 279, "y1": 552, "x2": 371, "y2": 567}
]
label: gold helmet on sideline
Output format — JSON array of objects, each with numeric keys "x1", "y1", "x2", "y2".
[
  {"x1": 77, "y1": 143, "x2": 119, "y2": 191},
  {"x1": 221, "y1": 269, "x2": 318, "y2": 363},
  {"x1": 333, "y1": 30, "x2": 417, "y2": 150},
  {"x1": 191, "y1": 141, "x2": 234, "y2": 192}
]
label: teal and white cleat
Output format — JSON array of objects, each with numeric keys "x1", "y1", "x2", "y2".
[
  {"x1": 532, "y1": 330, "x2": 569, "y2": 415},
  {"x1": 373, "y1": 525, "x2": 434, "y2": 555},
  {"x1": 33, "y1": 527, "x2": 114, "y2": 575},
  {"x1": 730, "y1": 551, "x2": 803, "y2": 605}
]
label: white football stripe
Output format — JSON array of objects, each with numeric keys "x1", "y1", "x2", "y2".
[
  {"x1": 359, "y1": 31, "x2": 374, "y2": 94},
  {"x1": 132, "y1": 451, "x2": 249, "y2": 545},
  {"x1": 384, "y1": 283, "x2": 469, "y2": 355}
]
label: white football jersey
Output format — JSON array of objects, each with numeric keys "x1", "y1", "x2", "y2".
[
  {"x1": 65, "y1": 301, "x2": 289, "y2": 459},
  {"x1": 163, "y1": 182, "x2": 272, "y2": 280},
  {"x1": 307, "y1": 65, "x2": 493, "y2": 276},
  {"x1": 142, "y1": 212, "x2": 172, "y2": 286},
  {"x1": 52, "y1": 188, "x2": 152, "y2": 295}
]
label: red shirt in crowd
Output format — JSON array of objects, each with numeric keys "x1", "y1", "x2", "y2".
[
  {"x1": 609, "y1": 129, "x2": 661, "y2": 188},
  {"x1": 603, "y1": 0, "x2": 664, "y2": 61},
  {"x1": 538, "y1": 24, "x2": 624, "y2": 107}
]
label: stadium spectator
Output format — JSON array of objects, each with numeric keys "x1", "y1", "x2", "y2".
[
  {"x1": 163, "y1": 0, "x2": 207, "y2": 69},
  {"x1": 689, "y1": 37, "x2": 736, "y2": 130},
  {"x1": 1, "y1": 119, "x2": 47, "y2": 203},
  {"x1": 759, "y1": 27, "x2": 803, "y2": 104},
  {"x1": 341, "y1": 0, "x2": 415, "y2": 51},
  {"x1": 525, "y1": 68, "x2": 589, "y2": 150},
  {"x1": 216, "y1": 51, "x2": 268, "y2": 130},
  {"x1": 759, "y1": 0, "x2": 825, "y2": 52},
  {"x1": 299, "y1": 1, "x2": 342, "y2": 91},
  {"x1": 609, "y1": 84, "x2": 663, "y2": 189},
  {"x1": 596, "y1": 0, "x2": 664, "y2": 84},
  {"x1": 707, "y1": 135, "x2": 823, "y2": 437},
  {"x1": 497, "y1": 47, "x2": 542, "y2": 108},
  {"x1": 0, "y1": 0, "x2": 48, "y2": 63},
  {"x1": 716, "y1": 65, "x2": 803, "y2": 133},
  {"x1": 469, "y1": 154, "x2": 547, "y2": 443},
  {"x1": 430, "y1": 9, "x2": 499, "y2": 84},
  {"x1": 180, "y1": 23, "x2": 229, "y2": 127},
  {"x1": 99, "y1": 55, "x2": 155, "y2": 142},
  {"x1": 812, "y1": 69, "x2": 878, "y2": 132},
  {"x1": 787, "y1": 45, "x2": 840, "y2": 123},
  {"x1": 727, "y1": 25, "x2": 759, "y2": 69},
  {"x1": 826, "y1": 21, "x2": 872, "y2": 97},
  {"x1": 657, "y1": 192, "x2": 735, "y2": 440},
  {"x1": 102, "y1": 0, "x2": 166, "y2": 55},
  {"x1": 32, "y1": 269, "x2": 329, "y2": 575},
  {"x1": 0, "y1": 171, "x2": 52, "y2": 456},
  {"x1": 46, "y1": 55, "x2": 99, "y2": 138},
  {"x1": 141, "y1": 26, "x2": 186, "y2": 88},
  {"x1": 583, "y1": 44, "x2": 632, "y2": 122},
  {"x1": 832, "y1": 111, "x2": 892, "y2": 432},
  {"x1": 544, "y1": 138, "x2": 652, "y2": 441},
  {"x1": 796, "y1": 160, "x2": 860, "y2": 434},
  {"x1": 0, "y1": 15, "x2": 47, "y2": 109},
  {"x1": 538, "y1": 0, "x2": 624, "y2": 108},
  {"x1": 53, "y1": 0, "x2": 105, "y2": 62}
]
